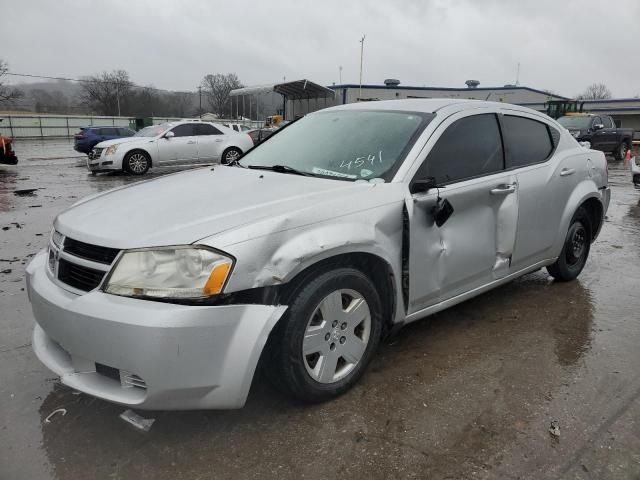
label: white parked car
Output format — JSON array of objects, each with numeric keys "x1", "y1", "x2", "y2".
[
  {"x1": 88, "y1": 120, "x2": 254, "y2": 175},
  {"x1": 28, "y1": 99, "x2": 609, "y2": 410}
]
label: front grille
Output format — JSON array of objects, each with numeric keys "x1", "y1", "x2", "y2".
[
  {"x1": 58, "y1": 257, "x2": 105, "y2": 291},
  {"x1": 64, "y1": 237, "x2": 120, "y2": 264},
  {"x1": 90, "y1": 147, "x2": 104, "y2": 160},
  {"x1": 95, "y1": 364, "x2": 147, "y2": 390},
  {"x1": 95, "y1": 363, "x2": 120, "y2": 382}
]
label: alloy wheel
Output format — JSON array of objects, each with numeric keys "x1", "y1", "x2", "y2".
[{"x1": 128, "y1": 153, "x2": 148, "y2": 173}]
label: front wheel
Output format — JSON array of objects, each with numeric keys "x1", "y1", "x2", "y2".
[
  {"x1": 124, "y1": 151, "x2": 150, "y2": 175},
  {"x1": 266, "y1": 268, "x2": 383, "y2": 403},
  {"x1": 547, "y1": 207, "x2": 591, "y2": 282},
  {"x1": 221, "y1": 147, "x2": 242, "y2": 165}
]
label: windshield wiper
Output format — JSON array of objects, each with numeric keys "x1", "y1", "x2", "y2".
[{"x1": 246, "y1": 164, "x2": 312, "y2": 176}]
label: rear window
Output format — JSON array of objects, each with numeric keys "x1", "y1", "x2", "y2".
[
  {"x1": 503, "y1": 115, "x2": 554, "y2": 169},
  {"x1": 117, "y1": 128, "x2": 135, "y2": 136}
]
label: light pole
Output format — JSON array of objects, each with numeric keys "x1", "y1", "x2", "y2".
[
  {"x1": 339, "y1": 65, "x2": 343, "y2": 84},
  {"x1": 198, "y1": 86, "x2": 202, "y2": 118},
  {"x1": 359, "y1": 35, "x2": 366, "y2": 101}
]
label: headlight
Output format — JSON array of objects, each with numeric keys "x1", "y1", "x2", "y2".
[
  {"x1": 104, "y1": 246, "x2": 233, "y2": 299},
  {"x1": 105, "y1": 145, "x2": 118, "y2": 156},
  {"x1": 50, "y1": 228, "x2": 63, "y2": 248}
]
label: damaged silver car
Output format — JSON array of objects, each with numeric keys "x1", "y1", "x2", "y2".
[{"x1": 26, "y1": 99, "x2": 610, "y2": 409}]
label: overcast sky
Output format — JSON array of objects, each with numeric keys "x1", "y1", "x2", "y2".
[{"x1": 4, "y1": 0, "x2": 640, "y2": 98}]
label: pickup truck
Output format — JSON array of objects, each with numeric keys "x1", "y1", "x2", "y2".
[{"x1": 557, "y1": 114, "x2": 633, "y2": 160}]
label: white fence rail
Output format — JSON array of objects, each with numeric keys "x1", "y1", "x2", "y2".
[{"x1": 0, "y1": 115, "x2": 261, "y2": 138}]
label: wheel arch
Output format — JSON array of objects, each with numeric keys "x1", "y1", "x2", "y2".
[
  {"x1": 552, "y1": 183, "x2": 604, "y2": 256},
  {"x1": 278, "y1": 251, "x2": 398, "y2": 333}
]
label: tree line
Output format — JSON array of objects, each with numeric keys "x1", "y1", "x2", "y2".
[{"x1": 0, "y1": 60, "x2": 244, "y2": 118}]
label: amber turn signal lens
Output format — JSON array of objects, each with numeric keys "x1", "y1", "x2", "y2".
[{"x1": 203, "y1": 262, "x2": 232, "y2": 295}]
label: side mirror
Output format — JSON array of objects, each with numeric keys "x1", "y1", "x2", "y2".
[
  {"x1": 410, "y1": 176, "x2": 439, "y2": 195},
  {"x1": 593, "y1": 123, "x2": 604, "y2": 130},
  {"x1": 164, "y1": 131, "x2": 175, "y2": 139}
]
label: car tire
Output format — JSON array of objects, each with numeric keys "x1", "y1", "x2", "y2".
[
  {"x1": 547, "y1": 207, "x2": 591, "y2": 282},
  {"x1": 614, "y1": 141, "x2": 629, "y2": 161},
  {"x1": 221, "y1": 147, "x2": 242, "y2": 165},
  {"x1": 123, "y1": 151, "x2": 150, "y2": 175},
  {"x1": 266, "y1": 267, "x2": 383, "y2": 403}
]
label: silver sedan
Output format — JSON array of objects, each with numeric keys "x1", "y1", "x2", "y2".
[{"x1": 27, "y1": 99, "x2": 610, "y2": 409}]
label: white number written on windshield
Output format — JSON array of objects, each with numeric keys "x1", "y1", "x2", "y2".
[{"x1": 339, "y1": 151, "x2": 383, "y2": 171}]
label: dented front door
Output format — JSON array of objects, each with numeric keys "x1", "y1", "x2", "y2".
[{"x1": 406, "y1": 173, "x2": 519, "y2": 314}]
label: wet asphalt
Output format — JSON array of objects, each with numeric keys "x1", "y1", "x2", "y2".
[{"x1": 1, "y1": 139, "x2": 639, "y2": 480}]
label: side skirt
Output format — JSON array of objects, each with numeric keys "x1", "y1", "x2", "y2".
[{"x1": 403, "y1": 258, "x2": 556, "y2": 324}]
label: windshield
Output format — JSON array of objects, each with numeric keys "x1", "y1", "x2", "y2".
[
  {"x1": 238, "y1": 110, "x2": 433, "y2": 182},
  {"x1": 134, "y1": 124, "x2": 170, "y2": 137},
  {"x1": 557, "y1": 116, "x2": 592, "y2": 129}
]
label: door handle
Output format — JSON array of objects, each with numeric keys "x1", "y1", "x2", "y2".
[
  {"x1": 560, "y1": 168, "x2": 575, "y2": 177},
  {"x1": 187, "y1": 140, "x2": 196, "y2": 144},
  {"x1": 215, "y1": 139, "x2": 223, "y2": 142},
  {"x1": 490, "y1": 183, "x2": 516, "y2": 195}
]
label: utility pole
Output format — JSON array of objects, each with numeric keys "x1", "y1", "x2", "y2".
[
  {"x1": 339, "y1": 65, "x2": 343, "y2": 84},
  {"x1": 515, "y1": 62, "x2": 520, "y2": 86},
  {"x1": 198, "y1": 86, "x2": 202, "y2": 118},
  {"x1": 359, "y1": 35, "x2": 366, "y2": 101}
]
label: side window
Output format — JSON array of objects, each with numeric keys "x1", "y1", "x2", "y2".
[
  {"x1": 171, "y1": 124, "x2": 197, "y2": 137},
  {"x1": 502, "y1": 115, "x2": 554, "y2": 168},
  {"x1": 602, "y1": 116, "x2": 613, "y2": 129},
  {"x1": 415, "y1": 114, "x2": 503, "y2": 184},
  {"x1": 196, "y1": 124, "x2": 222, "y2": 136}
]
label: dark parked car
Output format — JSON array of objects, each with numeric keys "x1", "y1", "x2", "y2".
[
  {"x1": 73, "y1": 126, "x2": 136, "y2": 155},
  {"x1": 557, "y1": 114, "x2": 633, "y2": 160},
  {"x1": 247, "y1": 127, "x2": 277, "y2": 145}
]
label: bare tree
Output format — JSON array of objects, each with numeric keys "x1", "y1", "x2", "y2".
[
  {"x1": 0, "y1": 60, "x2": 23, "y2": 104},
  {"x1": 201, "y1": 73, "x2": 243, "y2": 117},
  {"x1": 577, "y1": 83, "x2": 612, "y2": 100},
  {"x1": 79, "y1": 70, "x2": 133, "y2": 115}
]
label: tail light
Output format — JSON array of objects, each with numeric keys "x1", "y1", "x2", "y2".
[{"x1": 74, "y1": 133, "x2": 85, "y2": 139}]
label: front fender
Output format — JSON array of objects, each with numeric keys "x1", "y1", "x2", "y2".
[{"x1": 551, "y1": 179, "x2": 604, "y2": 257}]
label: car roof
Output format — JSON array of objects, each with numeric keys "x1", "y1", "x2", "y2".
[
  {"x1": 324, "y1": 98, "x2": 543, "y2": 116},
  {"x1": 84, "y1": 125, "x2": 124, "y2": 129}
]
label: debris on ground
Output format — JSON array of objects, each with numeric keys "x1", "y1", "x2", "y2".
[
  {"x1": 1, "y1": 269, "x2": 12, "y2": 274},
  {"x1": 28, "y1": 205, "x2": 43, "y2": 208},
  {"x1": 44, "y1": 408, "x2": 67, "y2": 424},
  {"x1": 549, "y1": 420, "x2": 560, "y2": 438},
  {"x1": 119, "y1": 409, "x2": 155, "y2": 432},
  {"x1": 13, "y1": 188, "x2": 39, "y2": 196}
]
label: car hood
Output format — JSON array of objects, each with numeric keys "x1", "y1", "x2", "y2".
[
  {"x1": 54, "y1": 167, "x2": 395, "y2": 249},
  {"x1": 95, "y1": 137, "x2": 151, "y2": 148}
]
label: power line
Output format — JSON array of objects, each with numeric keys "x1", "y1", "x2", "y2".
[{"x1": 5, "y1": 71, "x2": 194, "y2": 94}]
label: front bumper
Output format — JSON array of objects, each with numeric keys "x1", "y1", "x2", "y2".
[
  {"x1": 631, "y1": 157, "x2": 640, "y2": 188},
  {"x1": 26, "y1": 251, "x2": 287, "y2": 410},
  {"x1": 87, "y1": 156, "x2": 119, "y2": 173}
]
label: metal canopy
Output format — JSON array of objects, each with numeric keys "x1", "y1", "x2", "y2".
[
  {"x1": 230, "y1": 79, "x2": 334, "y2": 100},
  {"x1": 273, "y1": 79, "x2": 335, "y2": 100}
]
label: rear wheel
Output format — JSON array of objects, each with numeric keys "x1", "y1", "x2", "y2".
[
  {"x1": 221, "y1": 147, "x2": 242, "y2": 165},
  {"x1": 266, "y1": 268, "x2": 383, "y2": 403},
  {"x1": 547, "y1": 207, "x2": 591, "y2": 282},
  {"x1": 124, "y1": 151, "x2": 150, "y2": 175},
  {"x1": 614, "y1": 141, "x2": 629, "y2": 161}
]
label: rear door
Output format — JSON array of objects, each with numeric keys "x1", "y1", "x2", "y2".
[
  {"x1": 407, "y1": 112, "x2": 519, "y2": 313},
  {"x1": 155, "y1": 123, "x2": 199, "y2": 164},
  {"x1": 502, "y1": 113, "x2": 571, "y2": 269},
  {"x1": 195, "y1": 123, "x2": 226, "y2": 162}
]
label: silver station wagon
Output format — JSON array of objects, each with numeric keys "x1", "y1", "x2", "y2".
[{"x1": 27, "y1": 99, "x2": 610, "y2": 409}]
